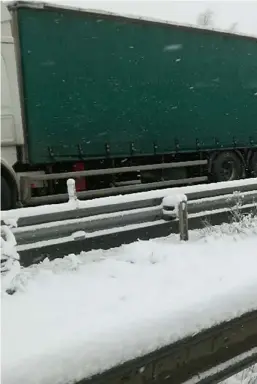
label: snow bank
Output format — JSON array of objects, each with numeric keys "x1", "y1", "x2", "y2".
[{"x1": 2, "y1": 220, "x2": 257, "y2": 384}]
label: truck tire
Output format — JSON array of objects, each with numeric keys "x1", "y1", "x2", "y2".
[
  {"x1": 249, "y1": 152, "x2": 257, "y2": 177},
  {"x1": 1, "y1": 176, "x2": 12, "y2": 211},
  {"x1": 211, "y1": 151, "x2": 245, "y2": 182}
]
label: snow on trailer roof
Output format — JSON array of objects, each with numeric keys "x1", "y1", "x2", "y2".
[
  {"x1": 7, "y1": 0, "x2": 257, "y2": 41},
  {"x1": 2, "y1": 221, "x2": 257, "y2": 384}
]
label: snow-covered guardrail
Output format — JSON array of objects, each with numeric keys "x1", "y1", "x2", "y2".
[
  {"x1": 76, "y1": 310, "x2": 257, "y2": 384},
  {"x1": 1, "y1": 178, "x2": 257, "y2": 267},
  {"x1": 2, "y1": 177, "x2": 257, "y2": 227}
]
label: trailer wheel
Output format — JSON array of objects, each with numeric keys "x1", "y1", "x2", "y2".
[
  {"x1": 1, "y1": 176, "x2": 12, "y2": 211},
  {"x1": 249, "y1": 152, "x2": 257, "y2": 177},
  {"x1": 211, "y1": 151, "x2": 245, "y2": 182}
]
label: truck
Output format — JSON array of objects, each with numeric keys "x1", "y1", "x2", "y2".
[{"x1": 1, "y1": 1, "x2": 257, "y2": 210}]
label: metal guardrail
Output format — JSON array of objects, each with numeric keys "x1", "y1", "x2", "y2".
[
  {"x1": 10, "y1": 179, "x2": 257, "y2": 267},
  {"x1": 77, "y1": 310, "x2": 257, "y2": 384},
  {"x1": 14, "y1": 190, "x2": 257, "y2": 245},
  {"x1": 17, "y1": 203, "x2": 257, "y2": 268},
  {"x1": 11, "y1": 178, "x2": 257, "y2": 228}
]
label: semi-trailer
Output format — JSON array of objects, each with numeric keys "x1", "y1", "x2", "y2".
[{"x1": 1, "y1": 1, "x2": 256, "y2": 209}]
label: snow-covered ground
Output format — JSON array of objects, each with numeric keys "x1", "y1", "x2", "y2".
[
  {"x1": 2, "y1": 217, "x2": 257, "y2": 384},
  {"x1": 2, "y1": 2, "x2": 256, "y2": 381}
]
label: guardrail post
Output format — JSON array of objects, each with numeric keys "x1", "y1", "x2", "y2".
[
  {"x1": 178, "y1": 199, "x2": 189, "y2": 241},
  {"x1": 162, "y1": 194, "x2": 189, "y2": 241},
  {"x1": 67, "y1": 178, "x2": 77, "y2": 202}
]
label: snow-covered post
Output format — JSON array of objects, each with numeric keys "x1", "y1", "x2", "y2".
[
  {"x1": 162, "y1": 194, "x2": 188, "y2": 241},
  {"x1": 1, "y1": 222, "x2": 20, "y2": 294},
  {"x1": 67, "y1": 178, "x2": 77, "y2": 202},
  {"x1": 178, "y1": 198, "x2": 189, "y2": 241}
]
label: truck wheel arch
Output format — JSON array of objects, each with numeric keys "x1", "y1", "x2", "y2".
[{"x1": 1, "y1": 162, "x2": 19, "y2": 210}]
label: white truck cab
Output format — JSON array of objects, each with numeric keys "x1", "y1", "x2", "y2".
[
  {"x1": 1, "y1": 2, "x2": 49, "y2": 210},
  {"x1": 1, "y1": 2, "x2": 23, "y2": 209}
]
